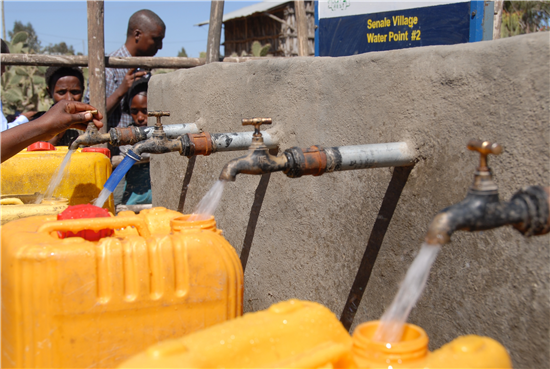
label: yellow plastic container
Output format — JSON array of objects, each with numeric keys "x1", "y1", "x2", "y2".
[
  {"x1": 0, "y1": 196, "x2": 68, "y2": 224},
  {"x1": 120, "y1": 299, "x2": 512, "y2": 369},
  {"x1": 1, "y1": 207, "x2": 243, "y2": 369},
  {"x1": 0, "y1": 145, "x2": 114, "y2": 212}
]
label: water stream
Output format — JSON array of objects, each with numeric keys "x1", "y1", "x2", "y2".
[
  {"x1": 188, "y1": 180, "x2": 226, "y2": 221},
  {"x1": 373, "y1": 242, "x2": 441, "y2": 343},
  {"x1": 35, "y1": 149, "x2": 76, "y2": 204}
]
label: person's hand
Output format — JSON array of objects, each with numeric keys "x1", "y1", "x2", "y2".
[
  {"x1": 38, "y1": 100, "x2": 103, "y2": 140},
  {"x1": 1, "y1": 101, "x2": 103, "y2": 163},
  {"x1": 118, "y1": 68, "x2": 148, "y2": 96}
]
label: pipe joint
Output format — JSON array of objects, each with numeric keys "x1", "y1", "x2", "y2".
[
  {"x1": 511, "y1": 186, "x2": 550, "y2": 236},
  {"x1": 284, "y1": 146, "x2": 327, "y2": 178}
]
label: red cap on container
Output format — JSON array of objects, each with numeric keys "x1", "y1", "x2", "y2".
[
  {"x1": 27, "y1": 141, "x2": 56, "y2": 151},
  {"x1": 57, "y1": 204, "x2": 113, "y2": 241},
  {"x1": 82, "y1": 147, "x2": 111, "y2": 159}
]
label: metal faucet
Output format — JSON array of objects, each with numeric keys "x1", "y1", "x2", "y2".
[
  {"x1": 425, "y1": 139, "x2": 550, "y2": 245},
  {"x1": 70, "y1": 112, "x2": 199, "y2": 151},
  {"x1": 219, "y1": 118, "x2": 289, "y2": 181}
]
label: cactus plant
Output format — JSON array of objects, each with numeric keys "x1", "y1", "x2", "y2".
[{"x1": 1, "y1": 32, "x2": 52, "y2": 117}]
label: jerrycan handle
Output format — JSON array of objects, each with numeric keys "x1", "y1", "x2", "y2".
[{"x1": 38, "y1": 216, "x2": 151, "y2": 238}]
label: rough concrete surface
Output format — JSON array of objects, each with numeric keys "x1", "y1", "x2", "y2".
[{"x1": 148, "y1": 32, "x2": 549, "y2": 368}]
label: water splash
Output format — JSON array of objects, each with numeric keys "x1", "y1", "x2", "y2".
[
  {"x1": 35, "y1": 149, "x2": 76, "y2": 204},
  {"x1": 94, "y1": 188, "x2": 112, "y2": 209},
  {"x1": 373, "y1": 242, "x2": 441, "y2": 343},
  {"x1": 188, "y1": 180, "x2": 226, "y2": 221}
]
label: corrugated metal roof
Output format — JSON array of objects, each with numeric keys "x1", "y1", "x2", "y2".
[{"x1": 196, "y1": 0, "x2": 289, "y2": 26}]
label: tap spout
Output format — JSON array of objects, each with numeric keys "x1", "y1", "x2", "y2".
[
  {"x1": 219, "y1": 143, "x2": 289, "y2": 182},
  {"x1": 70, "y1": 122, "x2": 110, "y2": 150},
  {"x1": 131, "y1": 135, "x2": 184, "y2": 158},
  {"x1": 425, "y1": 186, "x2": 550, "y2": 245}
]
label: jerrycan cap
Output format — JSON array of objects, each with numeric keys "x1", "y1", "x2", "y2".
[
  {"x1": 27, "y1": 141, "x2": 56, "y2": 151},
  {"x1": 82, "y1": 147, "x2": 111, "y2": 159},
  {"x1": 57, "y1": 204, "x2": 113, "y2": 241}
]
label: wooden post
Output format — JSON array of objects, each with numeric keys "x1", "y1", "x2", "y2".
[
  {"x1": 294, "y1": 0, "x2": 309, "y2": 56},
  {"x1": 206, "y1": 0, "x2": 225, "y2": 63},
  {"x1": 493, "y1": 0, "x2": 503, "y2": 40},
  {"x1": 87, "y1": 1, "x2": 107, "y2": 132}
]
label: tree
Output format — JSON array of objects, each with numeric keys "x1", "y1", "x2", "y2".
[
  {"x1": 177, "y1": 47, "x2": 188, "y2": 57},
  {"x1": 199, "y1": 51, "x2": 206, "y2": 59},
  {"x1": 501, "y1": 1, "x2": 550, "y2": 37},
  {"x1": 8, "y1": 20, "x2": 41, "y2": 53},
  {"x1": 43, "y1": 42, "x2": 75, "y2": 55}
]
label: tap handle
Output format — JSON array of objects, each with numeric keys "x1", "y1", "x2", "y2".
[
  {"x1": 148, "y1": 111, "x2": 170, "y2": 127},
  {"x1": 467, "y1": 139, "x2": 503, "y2": 170},
  {"x1": 85, "y1": 110, "x2": 100, "y2": 132},
  {"x1": 242, "y1": 118, "x2": 272, "y2": 137}
]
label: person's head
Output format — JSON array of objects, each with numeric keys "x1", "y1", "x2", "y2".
[
  {"x1": 126, "y1": 9, "x2": 165, "y2": 57},
  {"x1": 45, "y1": 66, "x2": 85, "y2": 103},
  {"x1": 124, "y1": 77, "x2": 149, "y2": 127},
  {"x1": 1, "y1": 39, "x2": 9, "y2": 75}
]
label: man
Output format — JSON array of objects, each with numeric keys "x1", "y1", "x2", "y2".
[
  {"x1": 85, "y1": 9, "x2": 165, "y2": 130},
  {"x1": 1, "y1": 39, "x2": 36, "y2": 132}
]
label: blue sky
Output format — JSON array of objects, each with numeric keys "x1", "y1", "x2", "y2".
[{"x1": 2, "y1": 1, "x2": 262, "y2": 58}]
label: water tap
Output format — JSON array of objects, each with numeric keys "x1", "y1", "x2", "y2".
[
  {"x1": 70, "y1": 110, "x2": 198, "y2": 150},
  {"x1": 219, "y1": 118, "x2": 290, "y2": 181},
  {"x1": 130, "y1": 111, "x2": 184, "y2": 157},
  {"x1": 425, "y1": 139, "x2": 550, "y2": 245}
]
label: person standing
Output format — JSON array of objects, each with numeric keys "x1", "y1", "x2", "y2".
[{"x1": 84, "y1": 9, "x2": 165, "y2": 131}]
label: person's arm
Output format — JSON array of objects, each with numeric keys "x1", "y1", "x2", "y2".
[
  {"x1": 106, "y1": 68, "x2": 147, "y2": 115},
  {"x1": 1, "y1": 101, "x2": 103, "y2": 163}
]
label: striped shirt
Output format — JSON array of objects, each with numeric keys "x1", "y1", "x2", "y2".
[{"x1": 84, "y1": 45, "x2": 133, "y2": 129}]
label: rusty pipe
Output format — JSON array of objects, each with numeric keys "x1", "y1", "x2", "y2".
[
  {"x1": 283, "y1": 142, "x2": 416, "y2": 178},
  {"x1": 70, "y1": 123, "x2": 199, "y2": 150}
]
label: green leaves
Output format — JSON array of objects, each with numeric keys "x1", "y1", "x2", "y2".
[{"x1": 11, "y1": 31, "x2": 28, "y2": 46}]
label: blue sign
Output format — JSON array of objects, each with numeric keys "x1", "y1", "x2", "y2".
[{"x1": 316, "y1": 1, "x2": 492, "y2": 57}]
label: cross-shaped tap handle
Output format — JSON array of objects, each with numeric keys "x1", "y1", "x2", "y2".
[
  {"x1": 242, "y1": 118, "x2": 272, "y2": 137},
  {"x1": 467, "y1": 139, "x2": 503, "y2": 171},
  {"x1": 148, "y1": 111, "x2": 170, "y2": 126}
]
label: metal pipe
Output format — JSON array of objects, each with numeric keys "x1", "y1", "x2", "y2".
[
  {"x1": 210, "y1": 132, "x2": 278, "y2": 152},
  {"x1": 325, "y1": 142, "x2": 416, "y2": 172},
  {"x1": 142, "y1": 123, "x2": 199, "y2": 139}
]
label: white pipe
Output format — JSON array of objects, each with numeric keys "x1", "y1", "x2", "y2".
[
  {"x1": 325, "y1": 142, "x2": 416, "y2": 172},
  {"x1": 210, "y1": 132, "x2": 278, "y2": 152},
  {"x1": 143, "y1": 123, "x2": 199, "y2": 138}
]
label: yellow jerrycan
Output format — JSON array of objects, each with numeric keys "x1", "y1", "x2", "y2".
[
  {"x1": 1, "y1": 205, "x2": 243, "y2": 369},
  {"x1": 0, "y1": 142, "x2": 114, "y2": 212},
  {"x1": 0, "y1": 197, "x2": 69, "y2": 224},
  {"x1": 119, "y1": 299, "x2": 512, "y2": 369}
]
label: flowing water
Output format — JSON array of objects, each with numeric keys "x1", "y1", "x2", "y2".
[
  {"x1": 93, "y1": 188, "x2": 112, "y2": 209},
  {"x1": 188, "y1": 180, "x2": 226, "y2": 221},
  {"x1": 373, "y1": 242, "x2": 441, "y2": 343},
  {"x1": 35, "y1": 149, "x2": 76, "y2": 204}
]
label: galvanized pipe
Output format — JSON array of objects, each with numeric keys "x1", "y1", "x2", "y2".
[
  {"x1": 210, "y1": 132, "x2": 278, "y2": 152},
  {"x1": 325, "y1": 142, "x2": 416, "y2": 172},
  {"x1": 142, "y1": 123, "x2": 199, "y2": 139}
]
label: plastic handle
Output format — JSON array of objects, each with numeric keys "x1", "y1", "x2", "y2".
[{"x1": 38, "y1": 216, "x2": 151, "y2": 238}]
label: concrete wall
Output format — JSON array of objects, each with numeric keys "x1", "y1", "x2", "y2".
[{"x1": 148, "y1": 32, "x2": 549, "y2": 368}]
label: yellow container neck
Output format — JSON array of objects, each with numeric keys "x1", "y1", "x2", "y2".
[{"x1": 352, "y1": 321, "x2": 429, "y2": 367}]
